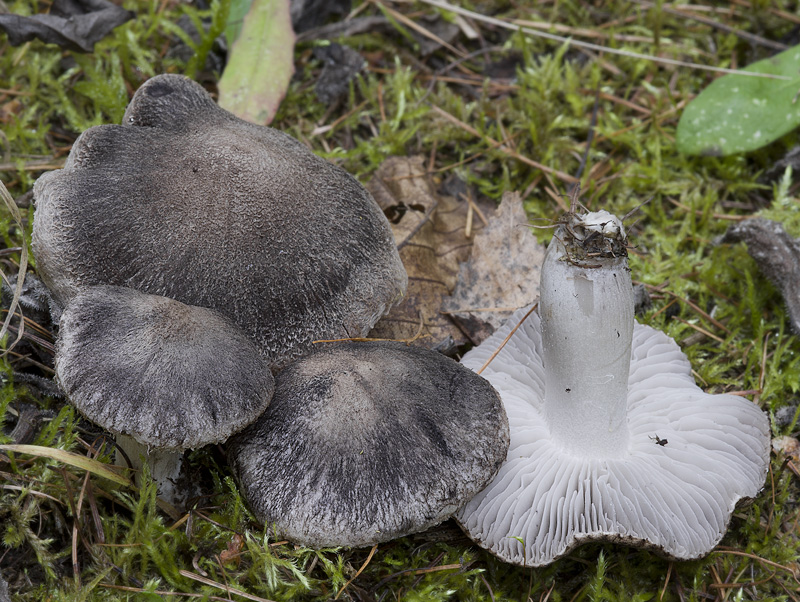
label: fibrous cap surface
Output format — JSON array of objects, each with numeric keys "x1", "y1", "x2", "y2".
[
  {"x1": 33, "y1": 74, "x2": 407, "y2": 368},
  {"x1": 456, "y1": 306, "x2": 771, "y2": 566},
  {"x1": 56, "y1": 285, "x2": 275, "y2": 450},
  {"x1": 229, "y1": 340, "x2": 509, "y2": 548}
]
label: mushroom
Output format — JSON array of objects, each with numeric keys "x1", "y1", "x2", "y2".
[
  {"x1": 227, "y1": 340, "x2": 509, "y2": 548},
  {"x1": 455, "y1": 209, "x2": 771, "y2": 566},
  {"x1": 55, "y1": 285, "x2": 275, "y2": 506},
  {"x1": 33, "y1": 74, "x2": 407, "y2": 369}
]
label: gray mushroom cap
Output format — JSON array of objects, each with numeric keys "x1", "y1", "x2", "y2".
[
  {"x1": 33, "y1": 74, "x2": 407, "y2": 369},
  {"x1": 56, "y1": 285, "x2": 274, "y2": 450},
  {"x1": 228, "y1": 341, "x2": 509, "y2": 548}
]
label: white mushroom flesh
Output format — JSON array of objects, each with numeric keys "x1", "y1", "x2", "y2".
[{"x1": 456, "y1": 210, "x2": 771, "y2": 566}]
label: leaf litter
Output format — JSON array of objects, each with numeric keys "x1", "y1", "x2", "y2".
[
  {"x1": 442, "y1": 191, "x2": 545, "y2": 345},
  {"x1": 366, "y1": 156, "x2": 494, "y2": 352}
]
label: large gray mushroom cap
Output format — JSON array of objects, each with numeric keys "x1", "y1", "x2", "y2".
[
  {"x1": 56, "y1": 285, "x2": 274, "y2": 450},
  {"x1": 33, "y1": 74, "x2": 407, "y2": 369},
  {"x1": 228, "y1": 341, "x2": 509, "y2": 548},
  {"x1": 456, "y1": 306, "x2": 771, "y2": 566}
]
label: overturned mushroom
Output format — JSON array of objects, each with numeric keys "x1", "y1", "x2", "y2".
[
  {"x1": 456, "y1": 210, "x2": 771, "y2": 566},
  {"x1": 33, "y1": 74, "x2": 407, "y2": 369},
  {"x1": 228, "y1": 341, "x2": 509, "y2": 548},
  {"x1": 56, "y1": 285, "x2": 275, "y2": 506}
]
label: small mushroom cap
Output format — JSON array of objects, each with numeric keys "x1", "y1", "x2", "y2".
[
  {"x1": 33, "y1": 74, "x2": 407, "y2": 368},
  {"x1": 456, "y1": 306, "x2": 771, "y2": 566},
  {"x1": 228, "y1": 341, "x2": 509, "y2": 548},
  {"x1": 56, "y1": 285, "x2": 275, "y2": 450}
]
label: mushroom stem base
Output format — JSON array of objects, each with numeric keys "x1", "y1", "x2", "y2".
[{"x1": 114, "y1": 435, "x2": 194, "y2": 508}]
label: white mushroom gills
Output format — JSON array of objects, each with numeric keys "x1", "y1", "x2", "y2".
[
  {"x1": 540, "y1": 210, "x2": 632, "y2": 457},
  {"x1": 455, "y1": 207, "x2": 771, "y2": 567}
]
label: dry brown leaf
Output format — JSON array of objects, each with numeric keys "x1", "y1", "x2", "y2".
[
  {"x1": 366, "y1": 156, "x2": 495, "y2": 352},
  {"x1": 219, "y1": 533, "x2": 244, "y2": 567},
  {"x1": 772, "y1": 435, "x2": 800, "y2": 463},
  {"x1": 442, "y1": 191, "x2": 545, "y2": 344}
]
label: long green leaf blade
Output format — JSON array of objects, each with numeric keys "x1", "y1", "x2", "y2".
[
  {"x1": 0, "y1": 444, "x2": 131, "y2": 486},
  {"x1": 217, "y1": 0, "x2": 294, "y2": 125}
]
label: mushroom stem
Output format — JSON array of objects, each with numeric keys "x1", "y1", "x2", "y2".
[
  {"x1": 539, "y1": 210, "x2": 633, "y2": 457},
  {"x1": 114, "y1": 435, "x2": 189, "y2": 506}
]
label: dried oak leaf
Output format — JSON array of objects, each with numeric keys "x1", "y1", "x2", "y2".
[
  {"x1": 721, "y1": 218, "x2": 800, "y2": 334},
  {"x1": 442, "y1": 191, "x2": 545, "y2": 344},
  {"x1": 366, "y1": 156, "x2": 495, "y2": 352}
]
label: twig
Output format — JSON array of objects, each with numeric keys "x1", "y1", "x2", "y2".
[
  {"x1": 100, "y1": 583, "x2": 260, "y2": 601},
  {"x1": 570, "y1": 85, "x2": 601, "y2": 196},
  {"x1": 666, "y1": 197, "x2": 747, "y2": 222},
  {"x1": 480, "y1": 573, "x2": 496, "y2": 602},
  {"x1": 0, "y1": 179, "x2": 28, "y2": 357},
  {"x1": 659, "y1": 562, "x2": 673, "y2": 601},
  {"x1": 631, "y1": 0, "x2": 788, "y2": 52},
  {"x1": 672, "y1": 317, "x2": 726, "y2": 345},
  {"x1": 311, "y1": 100, "x2": 369, "y2": 136},
  {"x1": 540, "y1": 581, "x2": 556, "y2": 602},
  {"x1": 459, "y1": 191, "x2": 489, "y2": 226},
  {"x1": 336, "y1": 544, "x2": 378, "y2": 599},
  {"x1": 417, "y1": 0, "x2": 792, "y2": 80},
  {"x1": 180, "y1": 570, "x2": 279, "y2": 602},
  {"x1": 661, "y1": 289, "x2": 732, "y2": 334},
  {"x1": 712, "y1": 549, "x2": 800, "y2": 585},
  {"x1": 477, "y1": 304, "x2": 538, "y2": 375},
  {"x1": 430, "y1": 105, "x2": 578, "y2": 184}
]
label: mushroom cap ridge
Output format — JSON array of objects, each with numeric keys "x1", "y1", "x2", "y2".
[
  {"x1": 56, "y1": 285, "x2": 275, "y2": 450},
  {"x1": 228, "y1": 340, "x2": 510, "y2": 548},
  {"x1": 33, "y1": 74, "x2": 407, "y2": 369},
  {"x1": 456, "y1": 306, "x2": 771, "y2": 566}
]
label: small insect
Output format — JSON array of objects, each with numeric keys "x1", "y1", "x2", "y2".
[{"x1": 649, "y1": 434, "x2": 668, "y2": 446}]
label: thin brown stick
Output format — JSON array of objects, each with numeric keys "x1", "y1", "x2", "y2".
[
  {"x1": 460, "y1": 191, "x2": 489, "y2": 226},
  {"x1": 310, "y1": 100, "x2": 369, "y2": 136},
  {"x1": 672, "y1": 317, "x2": 725, "y2": 344},
  {"x1": 373, "y1": 0, "x2": 466, "y2": 58},
  {"x1": 480, "y1": 572, "x2": 496, "y2": 602},
  {"x1": 659, "y1": 562, "x2": 673, "y2": 601},
  {"x1": 513, "y1": 19, "x2": 663, "y2": 44},
  {"x1": 661, "y1": 289, "x2": 732, "y2": 334},
  {"x1": 430, "y1": 105, "x2": 579, "y2": 184},
  {"x1": 418, "y1": 0, "x2": 791, "y2": 80},
  {"x1": 100, "y1": 583, "x2": 256, "y2": 601},
  {"x1": 666, "y1": 197, "x2": 747, "y2": 222},
  {"x1": 336, "y1": 544, "x2": 378, "y2": 599},
  {"x1": 712, "y1": 549, "x2": 800, "y2": 585},
  {"x1": 477, "y1": 304, "x2": 538, "y2": 375},
  {"x1": 632, "y1": 0, "x2": 788, "y2": 51},
  {"x1": 0, "y1": 180, "x2": 28, "y2": 356},
  {"x1": 441, "y1": 306, "x2": 522, "y2": 314},
  {"x1": 180, "y1": 570, "x2": 279, "y2": 602},
  {"x1": 756, "y1": 333, "x2": 770, "y2": 403}
]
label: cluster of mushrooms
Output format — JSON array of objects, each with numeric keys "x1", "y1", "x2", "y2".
[{"x1": 32, "y1": 74, "x2": 771, "y2": 565}]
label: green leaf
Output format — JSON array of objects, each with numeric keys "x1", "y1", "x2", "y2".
[
  {"x1": 0, "y1": 444, "x2": 131, "y2": 487},
  {"x1": 225, "y1": 0, "x2": 253, "y2": 47},
  {"x1": 676, "y1": 44, "x2": 800, "y2": 156},
  {"x1": 217, "y1": 0, "x2": 295, "y2": 125}
]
